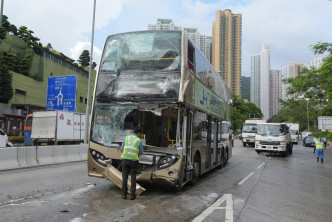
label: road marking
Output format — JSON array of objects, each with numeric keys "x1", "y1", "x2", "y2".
[
  {"x1": 257, "y1": 162, "x2": 265, "y2": 169},
  {"x1": 192, "y1": 194, "x2": 233, "y2": 222},
  {"x1": 238, "y1": 172, "x2": 255, "y2": 185}
]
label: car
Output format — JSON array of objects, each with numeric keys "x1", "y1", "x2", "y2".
[{"x1": 303, "y1": 136, "x2": 315, "y2": 147}]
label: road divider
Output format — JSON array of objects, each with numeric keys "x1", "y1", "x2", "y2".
[
  {"x1": 0, "y1": 144, "x2": 88, "y2": 171},
  {"x1": 0, "y1": 147, "x2": 20, "y2": 170}
]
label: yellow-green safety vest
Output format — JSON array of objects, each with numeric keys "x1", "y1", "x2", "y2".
[
  {"x1": 121, "y1": 135, "x2": 141, "y2": 161},
  {"x1": 314, "y1": 138, "x2": 324, "y2": 149}
]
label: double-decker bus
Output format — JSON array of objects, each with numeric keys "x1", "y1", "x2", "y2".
[{"x1": 87, "y1": 30, "x2": 233, "y2": 190}]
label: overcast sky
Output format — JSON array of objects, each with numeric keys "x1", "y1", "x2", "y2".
[{"x1": 4, "y1": 0, "x2": 332, "y2": 77}]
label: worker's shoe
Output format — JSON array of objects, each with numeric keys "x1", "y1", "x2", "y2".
[
  {"x1": 321, "y1": 159, "x2": 324, "y2": 163},
  {"x1": 317, "y1": 157, "x2": 319, "y2": 162},
  {"x1": 130, "y1": 195, "x2": 136, "y2": 200},
  {"x1": 122, "y1": 195, "x2": 127, "y2": 199}
]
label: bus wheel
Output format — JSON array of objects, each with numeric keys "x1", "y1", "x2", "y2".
[
  {"x1": 190, "y1": 155, "x2": 200, "y2": 185},
  {"x1": 224, "y1": 151, "x2": 228, "y2": 165}
]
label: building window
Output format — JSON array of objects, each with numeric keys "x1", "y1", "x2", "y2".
[
  {"x1": 85, "y1": 98, "x2": 87, "y2": 104},
  {"x1": 15, "y1": 89, "x2": 26, "y2": 96},
  {"x1": 80, "y1": 97, "x2": 83, "y2": 103}
]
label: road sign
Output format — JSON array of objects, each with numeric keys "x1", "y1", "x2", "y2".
[{"x1": 46, "y1": 76, "x2": 77, "y2": 112}]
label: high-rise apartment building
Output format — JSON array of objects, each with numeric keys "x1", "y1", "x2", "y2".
[
  {"x1": 147, "y1": 19, "x2": 182, "y2": 31},
  {"x1": 250, "y1": 54, "x2": 260, "y2": 108},
  {"x1": 282, "y1": 62, "x2": 304, "y2": 100},
  {"x1": 305, "y1": 55, "x2": 326, "y2": 69},
  {"x1": 260, "y1": 45, "x2": 270, "y2": 120},
  {"x1": 270, "y1": 70, "x2": 282, "y2": 117},
  {"x1": 184, "y1": 28, "x2": 212, "y2": 62},
  {"x1": 212, "y1": 9, "x2": 242, "y2": 96}
]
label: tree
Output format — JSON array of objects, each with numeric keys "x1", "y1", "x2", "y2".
[
  {"x1": 78, "y1": 50, "x2": 90, "y2": 67},
  {"x1": 232, "y1": 95, "x2": 263, "y2": 131},
  {"x1": 285, "y1": 42, "x2": 332, "y2": 115},
  {"x1": 0, "y1": 51, "x2": 13, "y2": 103}
]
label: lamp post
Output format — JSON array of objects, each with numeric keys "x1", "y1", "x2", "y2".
[
  {"x1": 305, "y1": 98, "x2": 309, "y2": 132},
  {"x1": 84, "y1": 0, "x2": 96, "y2": 144}
]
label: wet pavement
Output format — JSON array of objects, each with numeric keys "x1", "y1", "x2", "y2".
[{"x1": 1, "y1": 140, "x2": 332, "y2": 222}]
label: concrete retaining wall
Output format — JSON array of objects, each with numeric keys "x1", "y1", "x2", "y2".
[{"x1": 0, "y1": 144, "x2": 88, "y2": 171}]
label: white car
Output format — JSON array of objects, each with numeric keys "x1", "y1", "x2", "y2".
[{"x1": 0, "y1": 128, "x2": 12, "y2": 148}]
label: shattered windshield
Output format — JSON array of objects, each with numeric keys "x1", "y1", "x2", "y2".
[
  {"x1": 257, "y1": 124, "x2": 284, "y2": 136},
  {"x1": 100, "y1": 31, "x2": 181, "y2": 72},
  {"x1": 91, "y1": 103, "x2": 137, "y2": 147},
  {"x1": 242, "y1": 124, "x2": 257, "y2": 133}
]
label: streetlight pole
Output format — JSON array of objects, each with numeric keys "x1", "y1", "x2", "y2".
[
  {"x1": 84, "y1": 0, "x2": 96, "y2": 144},
  {"x1": 306, "y1": 98, "x2": 309, "y2": 132}
]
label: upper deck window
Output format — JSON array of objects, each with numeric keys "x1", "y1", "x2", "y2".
[{"x1": 100, "y1": 31, "x2": 181, "y2": 72}]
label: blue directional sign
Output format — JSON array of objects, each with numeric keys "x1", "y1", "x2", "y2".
[{"x1": 46, "y1": 75, "x2": 77, "y2": 112}]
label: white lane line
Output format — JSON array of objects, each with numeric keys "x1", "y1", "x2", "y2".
[
  {"x1": 192, "y1": 194, "x2": 233, "y2": 222},
  {"x1": 257, "y1": 162, "x2": 265, "y2": 169},
  {"x1": 238, "y1": 172, "x2": 255, "y2": 185}
]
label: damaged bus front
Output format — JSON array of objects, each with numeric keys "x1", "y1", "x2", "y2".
[{"x1": 87, "y1": 30, "x2": 233, "y2": 192}]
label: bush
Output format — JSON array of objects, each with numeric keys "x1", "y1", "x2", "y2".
[
  {"x1": 8, "y1": 136, "x2": 24, "y2": 144},
  {"x1": 311, "y1": 131, "x2": 332, "y2": 141}
]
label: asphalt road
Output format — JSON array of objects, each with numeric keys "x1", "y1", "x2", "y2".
[{"x1": 1, "y1": 139, "x2": 332, "y2": 222}]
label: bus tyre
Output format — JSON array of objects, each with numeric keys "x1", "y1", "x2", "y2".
[
  {"x1": 224, "y1": 151, "x2": 228, "y2": 165},
  {"x1": 190, "y1": 155, "x2": 200, "y2": 185}
]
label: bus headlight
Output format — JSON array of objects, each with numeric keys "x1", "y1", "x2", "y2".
[
  {"x1": 90, "y1": 149, "x2": 106, "y2": 167},
  {"x1": 157, "y1": 154, "x2": 178, "y2": 169}
]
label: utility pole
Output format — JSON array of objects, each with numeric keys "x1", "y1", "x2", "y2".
[
  {"x1": 84, "y1": 0, "x2": 96, "y2": 144},
  {"x1": 0, "y1": 0, "x2": 4, "y2": 26}
]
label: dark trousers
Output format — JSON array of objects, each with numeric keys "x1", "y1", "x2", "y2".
[{"x1": 121, "y1": 159, "x2": 139, "y2": 197}]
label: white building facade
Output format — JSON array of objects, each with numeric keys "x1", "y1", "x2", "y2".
[
  {"x1": 250, "y1": 54, "x2": 260, "y2": 108},
  {"x1": 282, "y1": 61, "x2": 304, "y2": 100},
  {"x1": 147, "y1": 19, "x2": 182, "y2": 31},
  {"x1": 305, "y1": 55, "x2": 326, "y2": 69},
  {"x1": 260, "y1": 44, "x2": 271, "y2": 120},
  {"x1": 270, "y1": 70, "x2": 282, "y2": 117}
]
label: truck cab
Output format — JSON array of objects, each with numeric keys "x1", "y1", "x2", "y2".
[
  {"x1": 255, "y1": 123, "x2": 293, "y2": 156},
  {"x1": 241, "y1": 119, "x2": 266, "y2": 147}
]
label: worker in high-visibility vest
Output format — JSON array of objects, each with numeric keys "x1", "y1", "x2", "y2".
[
  {"x1": 314, "y1": 137, "x2": 325, "y2": 163},
  {"x1": 120, "y1": 127, "x2": 144, "y2": 200}
]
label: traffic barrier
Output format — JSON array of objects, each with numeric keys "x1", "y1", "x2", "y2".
[
  {"x1": 66, "y1": 145, "x2": 81, "y2": 162},
  {"x1": 0, "y1": 147, "x2": 20, "y2": 170},
  {"x1": 36, "y1": 146, "x2": 55, "y2": 166},
  {"x1": 79, "y1": 144, "x2": 88, "y2": 161},
  {"x1": 17, "y1": 146, "x2": 38, "y2": 168},
  {"x1": 52, "y1": 145, "x2": 69, "y2": 164}
]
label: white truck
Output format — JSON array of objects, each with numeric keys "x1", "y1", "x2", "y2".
[
  {"x1": 241, "y1": 119, "x2": 266, "y2": 147},
  {"x1": 318, "y1": 116, "x2": 332, "y2": 132},
  {"x1": 285, "y1": 123, "x2": 300, "y2": 144},
  {"x1": 31, "y1": 110, "x2": 86, "y2": 145},
  {"x1": 255, "y1": 123, "x2": 293, "y2": 157}
]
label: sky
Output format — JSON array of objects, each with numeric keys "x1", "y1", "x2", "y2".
[{"x1": 4, "y1": 0, "x2": 332, "y2": 77}]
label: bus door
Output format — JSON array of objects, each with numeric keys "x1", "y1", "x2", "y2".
[
  {"x1": 185, "y1": 110, "x2": 194, "y2": 176},
  {"x1": 210, "y1": 119, "x2": 218, "y2": 167}
]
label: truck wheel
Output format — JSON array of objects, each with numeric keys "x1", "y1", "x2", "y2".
[
  {"x1": 243, "y1": 142, "x2": 246, "y2": 147},
  {"x1": 256, "y1": 150, "x2": 261, "y2": 154}
]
